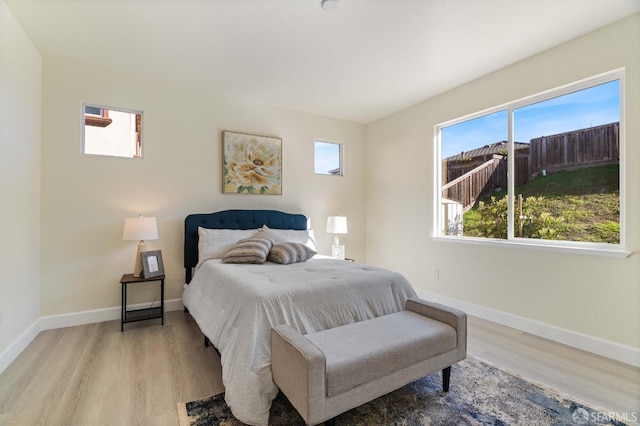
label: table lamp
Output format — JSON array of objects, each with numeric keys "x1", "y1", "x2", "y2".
[
  {"x1": 123, "y1": 215, "x2": 158, "y2": 277},
  {"x1": 326, "y1": 216, "x2": 347, "y2": 259}
]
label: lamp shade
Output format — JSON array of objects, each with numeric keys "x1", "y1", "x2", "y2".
[
  {"x1": 122, "y1": 216, "x2": 158, "y2": 241},
  {"x1": 326, "y1": 216, "x2": 348, "y2": 234}
]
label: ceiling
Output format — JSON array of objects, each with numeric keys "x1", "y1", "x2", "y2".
[{"x1": 6, "y1": 0, "x2": 640, "y2": 123}]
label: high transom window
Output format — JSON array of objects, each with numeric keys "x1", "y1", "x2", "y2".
[
  {"x1": 82, "y1": 103, "x2": 143, "y2": 159},
  {"x1": 314, "y1": 140, "x2": 343, "y2": 176}
]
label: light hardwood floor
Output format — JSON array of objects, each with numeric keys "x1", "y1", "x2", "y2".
[{"x1": 0, "y1": 312, "x2": 638, "y2": 425}]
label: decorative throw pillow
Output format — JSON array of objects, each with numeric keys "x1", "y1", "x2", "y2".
[
  {"x1": 255, "y1": 225, "x2": 318, "y2": 252},
  {"x1": 222, "y1": 237, "x2": 275, "y2": 264},
  {"x1": 268, "y1": 242, "x2": 317, "y2": 265},
  {"x1": 197, "y1": 228, "x2": 257, "y2": 267}
]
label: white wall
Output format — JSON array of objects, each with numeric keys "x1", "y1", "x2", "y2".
[
  {"x1": 365, "y1": 14, "x2": 640, "y2": 352},
  {"x1": 0, "y1": 0, "x2": 42, "y2": 357},
  {"x1": 40, "y1": 57, "x2": 366, "y2": 316}
]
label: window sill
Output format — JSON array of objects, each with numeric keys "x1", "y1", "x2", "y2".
[{"x1": 432, "y1": 235, "x2": 631, "y2": 258}]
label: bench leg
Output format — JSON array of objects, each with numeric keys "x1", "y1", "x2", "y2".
[
  {"x1": 442, "y1": 366, "x2": 451, "y2": 392},
  {"x1": 325, "y1": 418, "x2": 336, "y2": 426}
]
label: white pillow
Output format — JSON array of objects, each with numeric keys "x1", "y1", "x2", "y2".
[
  {"x1": 197, "y1": 228, "x2": 257, "y2": 267},
  {"x1": 255, "y1": 225, "x2": 318, "y2": 252}
]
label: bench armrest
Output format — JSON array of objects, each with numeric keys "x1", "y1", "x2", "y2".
[
  {"x1": 406, "y1": 297, "x2": 467, "y2": 355},
  {"x1": 271, "y1": 325, "x2": 327, "y2": 422}
]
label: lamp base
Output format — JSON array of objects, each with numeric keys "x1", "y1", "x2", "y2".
[
  {"x1": 331, "y1": 245, "x2": 345, "y2": 260},
  {"x1": 133, "y1": 240, "x2": 147, "y2": 277}
]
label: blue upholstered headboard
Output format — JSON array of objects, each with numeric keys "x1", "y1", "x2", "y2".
[{"x1": 184, "y1": 209, "x2": 308, "y2": 282}]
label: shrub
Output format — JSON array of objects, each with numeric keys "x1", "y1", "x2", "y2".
[{"x1": 464, "y1": 195, "x2": 567, "y2": 239}]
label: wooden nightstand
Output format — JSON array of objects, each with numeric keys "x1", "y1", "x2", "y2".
[{"x1": 120, "y1": 273, "x2": 164, "y2": 331}]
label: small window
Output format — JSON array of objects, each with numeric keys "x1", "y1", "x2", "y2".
[
  {"x1": 85, "y1": 106, "x2": 104, "y2": 116},
  {"x1": 314, "y1": 140, "x2": 342, "y2": 175},
  {"x1": 82, "y1": 103, "x2": 143, "y2": 159}
]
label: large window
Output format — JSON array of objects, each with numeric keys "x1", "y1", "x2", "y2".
[{"x1": 436, "y1": 70, "x2": 624, "y2": 252}]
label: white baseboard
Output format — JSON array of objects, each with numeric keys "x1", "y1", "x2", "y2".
[
  {"x1": 416, "y1": 289, "x2": 640, "y2": 368},
  {"x1": 0, "y1": 298, "x2": 184, "y2": 374},
  {"x1": 39, "y1": 298, "x2": 184, "y2": 330},
  {"x1": 0, "y1": 320, "x2": 40, "y2": 374}
]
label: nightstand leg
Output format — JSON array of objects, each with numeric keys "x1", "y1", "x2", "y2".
[
  {"x1": 160, "y1": 279, "x2": 164, "y2": 326},
  {"x1": 121, "y1": 283, "x2": 125, "y2": 332}
]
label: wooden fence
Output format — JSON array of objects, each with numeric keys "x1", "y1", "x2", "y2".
[
  {"x1": 442, "y1": 155, "x2": 506, "y2": 210},
  {"x1": 529, "y1": 122, "x2": 619, "y2": 176},
  {"x1": 442, "y1": 154, "x2": 529, "y2": 210},
  {"x1": 442, "y1": 122, "x2": 619, "y2": 210}
]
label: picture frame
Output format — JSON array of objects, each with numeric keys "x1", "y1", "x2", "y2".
[
  {"x1": 141, "y1": 250, "x2": 164, "y2": 278},
  {"x1": 223, "y1": 130, "x2": 282, "y2": 195},
  {"x1": 331, "y1": 245, "x2": 345, "y2": 260}
]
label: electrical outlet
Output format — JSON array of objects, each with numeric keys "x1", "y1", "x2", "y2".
[{"x1": 433, "y1": 268, "x2": 440, "y2": 279}]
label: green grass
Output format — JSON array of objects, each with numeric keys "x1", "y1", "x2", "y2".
[
  {"x1": 513, "y1": 164, "x2": 619, "y2": 197},
  {"x1": 463, "y1": 164, "x2": 620, "y2": 243}
]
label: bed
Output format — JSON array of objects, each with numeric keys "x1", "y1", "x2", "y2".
[{"x1": 181, "y1": 209, "x2": 418, "y2": 426}]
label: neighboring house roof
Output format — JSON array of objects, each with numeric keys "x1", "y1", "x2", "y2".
[{"x1": 445, "y1": 141, "x2": 529, "y2": 161}]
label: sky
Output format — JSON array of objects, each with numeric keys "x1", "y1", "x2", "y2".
[
  {"x1": 314, "y1": 140, "x2": 341, "y2": 174},
  {"x1": 441, "y1": 80, "x2": 620, "y2": 159}
]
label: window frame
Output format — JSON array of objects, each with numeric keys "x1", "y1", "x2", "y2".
[{"x1": 434, "y1": 69, "x2": 628, "y2": 257}]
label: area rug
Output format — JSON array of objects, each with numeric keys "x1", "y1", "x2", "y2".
[{"x1": 177, "y1": 356, "x2": 627, "y2": 426}]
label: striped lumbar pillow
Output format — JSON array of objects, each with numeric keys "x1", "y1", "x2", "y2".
[
  {"x1": 268, "y1": 242, "x2": 317, "y2": 264},
  {"x1": 222, "y1": 237, "x2": 275, "y2": 264}
]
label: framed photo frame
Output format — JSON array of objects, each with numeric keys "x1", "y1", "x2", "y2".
[
  {"x1": 331, "y1": 245, "x2": 345, "y2": 260},
  {"x1": 141, "y1": 250, "x2": 164, "y2": 278},
  {"x1": 223, "y1": 130, "x2": 282, "y2": 195}
]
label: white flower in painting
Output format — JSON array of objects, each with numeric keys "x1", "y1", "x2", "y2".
[{"x1": 226, "y1": 138, "x2": 280, "y2": 193}]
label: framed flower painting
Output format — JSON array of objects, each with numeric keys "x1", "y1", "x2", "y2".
[{"x1": 223, "y1": 131, "x2": 282, "y2": 195}]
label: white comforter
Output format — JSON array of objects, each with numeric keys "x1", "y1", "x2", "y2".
[{"x1": 181, "y1": 257, "x2": 417, "y2": 426}]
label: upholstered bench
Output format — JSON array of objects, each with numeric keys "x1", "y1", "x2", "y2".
[{"x1": 271, "y1": 297, "x2": 467, "y2": 426}]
